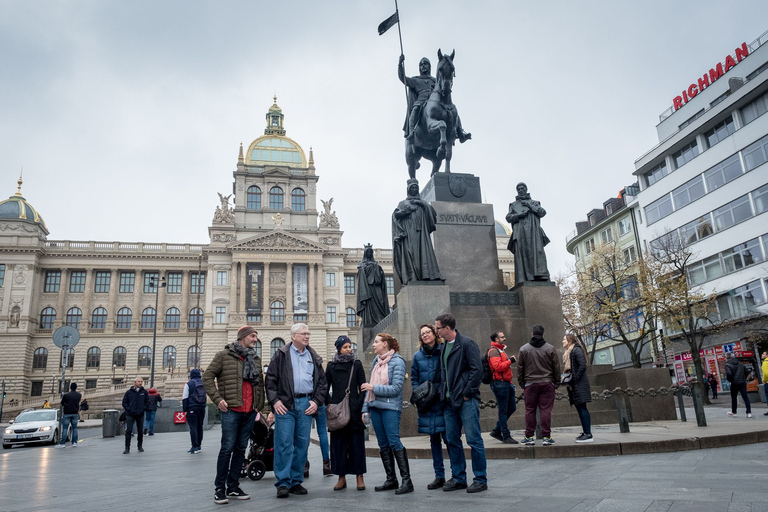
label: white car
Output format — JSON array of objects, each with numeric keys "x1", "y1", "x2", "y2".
[{"x1": 3, "y1": 409, "x2": 70, "y2": 449}]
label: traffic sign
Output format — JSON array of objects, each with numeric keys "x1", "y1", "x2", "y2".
[{"x1": 53, "y1": 326, "x2": 80, "y2": 349}]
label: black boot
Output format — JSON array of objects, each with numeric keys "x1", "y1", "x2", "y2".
[
  {"x1": 124, "y1": 430, "x2": 131, "y2": 454},
  {"x1": 323, "y1": 459, "x2": 331, "y2": 476},
  {"x1": 393, "y1": 448, "x2": 414, "y2": 495},
  {"x1": 374, "y1": 449, "x2": 398, "y2": 491}
]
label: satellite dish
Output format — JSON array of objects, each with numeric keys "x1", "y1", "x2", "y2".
[{"x1": 53, "y1": 325, "x2": 80, "y2": 349}]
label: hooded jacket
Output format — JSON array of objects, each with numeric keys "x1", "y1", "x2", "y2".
[
  {"x1": 183, "y1": 369, "x2": 206, "y2": 412},
  {"x1": 146, "y1": 388, "x2": 163, "y2": 411},
  {"x1": 517, "y1": 334, "x2": 561, "y2": 387},
  {"x1": 725, "y1": 357, "x2": 746, "y2": 386}
]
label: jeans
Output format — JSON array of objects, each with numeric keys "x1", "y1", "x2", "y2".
[
  {"x1": 490, "y1": 380, "x2": 516, "y2": 439},
  {"x1": 369, "y1": 407, "x2": 403, "y2": 452},
  {"x1": 313, "y1": 404, "x2": 330, "y2": 460},
  {"x1": 187, "y1": 407, "x2": 206, "y2": 449},
  {"x1": 429, "y1": 433, "x2": 446, "y2": 479},
  {"x1": 215, "y1": 409, "x2": 255, "y2": 490},
  {"x1": 124, "y1": 413, "x2": 144, "y2": 448},
  {"x1": 273, "y1": 396, "x2": 313, "y2": 489},
  {"x1": 144, "y1": 410, "x2": 156, "y2": 434},
  {"x1": 575, "y1": 403, "x2": 591, "y2": 435},
  {"x1": 730, "y1": 383, "x2": 751, "y2": 414},
  {"x1": 60, "y1": 414, "x2": 79, "y2": 445},
  {"x1": 763, "y1": 383, "x2": 768, "y2": 405},
  {"x1": 523, "y1": 382, "x2": 556, "y2": 438},
  {"x1": 443, "y1": 398, "x2": 487, "y2": 485}
]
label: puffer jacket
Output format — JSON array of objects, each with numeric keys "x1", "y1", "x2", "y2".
[
  {"x1": 411, "y1": 344, "x2": 445, "y2": 434},
  {"x1": 725, "y1": 357, "x2": 746, "y2": 385},
  {"x1": 146, "y1": 388, "x2": 163, "y2": 411},
  {"x1": 488, "y1": 341, "x2": 514, "y2": 382},
  {"x1": 568, "y1": 345, "x2": 591, "y2": 405},
  {"x1": 203, "y1": 343, "x2": 265, "y2": 411},
  {"x1": 362, "y1": 353, "x2": 406, "y2": 413}
]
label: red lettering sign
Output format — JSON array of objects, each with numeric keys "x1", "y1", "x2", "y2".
[{"x1": 672, "y1": 42, "x2": 748, "y2": 111}]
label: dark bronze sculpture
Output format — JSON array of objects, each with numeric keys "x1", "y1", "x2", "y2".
[
  {"x1": 506, "y1": 183, "x2": 551, "y2": 284},
  {"x1": 392, "y1": 179, "x2": 444, "y2": 285},
  {"x1": 399, "y1": 50, "x2": 471, "y2": 179},
  {"x1": 356, "y1": 244, "x2": 391, "y2": 328}
]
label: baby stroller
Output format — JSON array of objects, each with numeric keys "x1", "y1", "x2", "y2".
[{"x1": 240, "y1": 413, "x2": 310, "y2": 481}]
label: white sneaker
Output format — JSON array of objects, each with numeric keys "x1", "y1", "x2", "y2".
[
  {"x1": 747, "y1": 413, "x2": 753, "y2": 418},
  {"x1": 727, "y1": 412, "x2": 735, "y2": 416},
  {"x1": 71, "y1": 442, "x2": 79, "y2": 447},
  {"x1": 54, "y1": 444, "x2": 66, "y2": 448}
]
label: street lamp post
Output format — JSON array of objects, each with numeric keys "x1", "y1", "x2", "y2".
[
  {"x1": 194, "y1": 254, "x2": 202, "y2": 368},
  {"x1": 149, "y1": 275, "x2": 166, "y2": 388}
]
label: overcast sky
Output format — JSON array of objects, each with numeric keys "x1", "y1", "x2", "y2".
[{"x1": 2, "y1": 1, "x2": 767, "y2": 277}]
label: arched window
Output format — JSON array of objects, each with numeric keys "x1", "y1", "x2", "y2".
[
  {"x1": 116, "y1": 307, "x2": 132, "y2": 330},
  {"x1": 40, "y1": 307, "x2": 56, "y2": 330},
  {"x1": 291, "y1": 188, "x2": 305, "y2": 211},
  {"x1": 59, "y1": 348, "x2": 74, "y2": 368},
  {"x1": 86, "y1": 347, "x2": 101, "y2": 368},
  {"x1": 247, "y1": 185, "x2": 261, "y2": 210},
  {"x1": 138, "y1": 346, "x2": 152, "y2": 367},
  {"x1": 269, "y1": 186, "x2": 283, "y2": 209},
  {"x1": 163, "y1": 346, "x2": 177, "y2": 368},
  {"x1": 346, "y1": 307, "x2": 357, "y2": 327},
  {"x1": 270, "y1": 338, "x2": 285, "y2": 357},
  {"x1": 33, "y1": 348, "x2": 48, "y2": 369},
  {"x1": 165, "y1": 307, "x2": 180, "y2": 329},
  {"x1": 255, "y1": 340, "x2": 262, "y2": 359},
  {"x1": 141, "y1": 307, "x2": 156, "y2": 330},
  {"x1": 270, "y1": 301, "x2": 285, "y2": 322},
  {"x1": 189, "y1": 308, "x2": 203, "y2": 330},
  {"x1": 66, "y1": 307, "x2": 82, "y2": 329},
  {"x1": 187, "y1": 346, "x2": 200, "y2": 367},
  {"x1": 113, "y1": 346, "x2": 127, "y2": 367},
  {"x1": 91, "y1": 307, "x2": 107, "y2": 329}
]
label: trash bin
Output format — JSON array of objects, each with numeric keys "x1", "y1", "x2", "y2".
[{"x1": 102, "y1": 409, "x2": 120, "y2": 438}]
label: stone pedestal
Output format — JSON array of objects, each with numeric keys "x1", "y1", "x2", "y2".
[{"x1": 384, "y1": 282, "x2": 450, "y2": 362}]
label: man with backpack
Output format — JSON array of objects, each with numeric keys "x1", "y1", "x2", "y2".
[
  {"x1": 485, "y1": 332, "x2": 518, "y2": 444},
  {"x1": 183, "y1": 368, "x2": 207, "y2": 454}
]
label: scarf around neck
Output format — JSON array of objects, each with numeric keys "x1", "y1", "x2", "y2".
[
  {"x1": 332, "y1": 353, "x2": 355, "y2": 364},
  {"x1": 366, "y1": 349, "x2": 395, "y2": 403},
  {"x1": 232, "y1": 342, "x2": 260, "y2": 383},
  {"x1": 563, "y1": 344, "x2": 574, "y2": 372}
]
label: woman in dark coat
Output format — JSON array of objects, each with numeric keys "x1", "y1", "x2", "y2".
[
  {"x1": 410, "y1": 324, "x2": 447, "y2": 490},
  {"x1": 326, "y1": 335, "x2": 367, "y2": 491},
  {"x1": 562, "y1": 334, "x2": 592, "y2": 443}
]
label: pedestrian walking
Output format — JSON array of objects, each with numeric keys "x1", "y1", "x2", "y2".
[
  {"x1": 434, "y1": 313, "x2": 487, "y2": 493},
  {"x1": 410, "y1": 324, "x2": 447, "y2": 489},
  {"x1": 761, "y1": 352, "x2": 768, "y2": 415},
  {"x1": 203, "y1": 326, "x2": 265, "y2": 505},
  {"x1": 325, "y1": 335, "x2": 367, "y2": 491},
  {"x1": 79, "y1": 399, "x2": 89, "y2": 422},
  {"x1": 707, "y1": 373, "x2": 719, "y2": 399},
  {"x1": 517, "y1": 325, "x2": 561, "y2": 446},
  {"x1": 487, "y1": 331, "x2": 518, "y2": 445},
  {"x1": 144, "y1": 387, "x2": 162, "y2": 435},
  {"x1": 122, "y1": 377, "x2": 149, "y2": 454},
  {"x1": 562, "y1": 334, "x2": 593, "y2": 443},
  {"x1": 362, "y1": 333, "x2": 411, "y2": 494},
  {"x1": 265, "y1": 322, "x2": 327, "y2": 499},
  {"x1": 183, "y1": 368, "x2": 207, "y2": 454},
  {"x1": 725, "y1": 352, "x2": 752, "y2": 418},
  {"x1": 56, "y1": 382, "x2": 81, "y2": 448}
]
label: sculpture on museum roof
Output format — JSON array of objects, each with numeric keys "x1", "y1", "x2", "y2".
[
  {"x1": 272, "y1": 212, "x2": 284, "y2": 229},
  {"x1": 213, "y1": 192, "x2": 234, "y2": 224},
  {"x1": 356, "y1": 244, "x2": 390, "y2": 328},
  {"x1": 506, "y1": 182, "x2": 550, "y2": 284},
  {"x1": 392, "y1": 179, "x2": 443, "y2": 285},
  {"x1": 399, "y1": 50, "x2": 471, "y2": 179},
  {"x1": 319, "y1": 198, "x2": 339, "y2": 228}
]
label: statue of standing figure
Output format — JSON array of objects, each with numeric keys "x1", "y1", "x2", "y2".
[
  {"x1": 506, "y1": 182, "x2": 550, "y2": 284},
  {"x1": 356, "y1": 244, "x2": 390, "y2": 328},
  {"x1": 392, "y1": 179, "x2": 444, "y2": 285}
]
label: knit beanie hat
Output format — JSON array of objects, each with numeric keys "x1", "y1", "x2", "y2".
[{"x1": 238, "y1": 325, "x2": 257, "y2": 340}]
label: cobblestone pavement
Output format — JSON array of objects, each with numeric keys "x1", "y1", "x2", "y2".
[{"x1": 1, "y1": 424, "x2": 767, "y2": 512}]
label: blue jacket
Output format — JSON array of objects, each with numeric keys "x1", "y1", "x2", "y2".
[
  {"x1": 434, "y1": 331, "x2": 482, "y2": 409},
  {"x1": 122, "y1": 386, "x2": 149, "y2": 416},
  {"x1": 411, "y1": 344, "x2": 446, "y2": 434},
  {"x1": 362, "y1": 353, "x2": 405, "y2": 413}
]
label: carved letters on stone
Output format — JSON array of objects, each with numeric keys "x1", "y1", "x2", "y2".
[{"x1": 449, "y1": 292, "x2": 519, "y2": 306}]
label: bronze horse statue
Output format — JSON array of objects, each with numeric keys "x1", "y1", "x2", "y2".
[{"x1": 405, "y1": 49, "x2": 471, "y2": 179}]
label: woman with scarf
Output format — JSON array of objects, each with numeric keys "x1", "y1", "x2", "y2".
[
  {"x1": 410, "y1": 324, "x2": 447, "y2": 489},
  {"x1": 325, "y1": 335, "x2": 367, "y2": 491},
  {"x1": 361, "y1": 333, "x2": 412, "y2": 494},
  {"x1": 562, "y1": 334, "x2": 593, "y2": 443}
]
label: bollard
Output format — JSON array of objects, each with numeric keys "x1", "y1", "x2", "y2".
[
  {"x1": 675, "y1": 389, "x2": 687, "y2": 422},
  {"x1": 691, "y1": 383, "x2": 707, "y2": 427},
  {"x1": 614, "y1": 394, "x2": 630, "y2": 433}
]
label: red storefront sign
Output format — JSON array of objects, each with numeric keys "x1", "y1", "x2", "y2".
[
  {"x1": 174, "y1": 412, "x2": 187, "y2": 424},
  {"x1": 672, "y1": 43, "x2": 749, "y2": 111}
]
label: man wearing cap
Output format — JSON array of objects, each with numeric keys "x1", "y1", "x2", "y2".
[
  {"x1": 203, "y1": 326, "x2": 265, "y2": 505},
  {"x1": 266, "y1": 323, "x2": 327, "y2": 499}
]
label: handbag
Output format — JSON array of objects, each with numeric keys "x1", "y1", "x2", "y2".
[
  {"x1": 410, "y1": 380, "x2": 437, "y2": 412},
  {"x1": 560, "y1": 371, "x2": 573, "y2": 384},
  {"x1": 326, "y1": 364, "x2": 355, "y2": 432}
]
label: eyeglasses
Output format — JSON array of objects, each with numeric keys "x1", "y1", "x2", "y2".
[{"x1": 296, "y1": 332, "x2": 310, "y2": 337}]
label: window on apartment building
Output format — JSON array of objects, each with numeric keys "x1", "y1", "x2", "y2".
[
  {"x1": 743, "y1": 135, "x2": 768, "y2": 172},
  {"x1": 622, "y1": 246, "x2": 637, "y2": 265},
  {"x1": 69, "y1": 271, "x2": 86, "y2": 293},
  {"x1": 645, "y1": 161, "x2": 668, "y2": 187},
  {"x1": 678, "y1": 216, "x2": 714, "y2": 246},
  {"x1": 703, "y1": 154, "x2": 742, "y2": 192},
  {"x1": 216, "y1": 271, "x2": 227, "y2": 286},
  {"x1": 585, "y1": 238, "x2": 596, "y2": 254},
  {"x1": 713, "y1": 195, "x2": 752, "y2": 231},
  {"x1": 325, "y1": 272, "x2": 336, "y2": 287},
  {"x1": 94, "y1": 271, "x2": 110, "y2": 293},
  {"x1": 119, "y1": 271, "x2": 135, "y2": 293},
  {"x1": 600, "y1": 227, "x2": 613, "y2": 244},
  {"x1": 672, "y1": 140, "x2": 699, "y2": 169},
  {"x1": 687, "y1": 254, "x2": 724, "y2": 286},
  {"x1": 728, "y1": 280, "x2": 766, "y2": 318},
  {"x1": 618, "y1": 217, "x2": 632, "y2": 236},
  {"x1": 573, "y1": 246, "x2": 580, "y2": 261},
  {"x1": 645, "y1": 194, "x2": 674, "y2": 225},
  {"x1": 216, "y1": 306, "x2": 226, "y2": 324},
  {"x1": 344, "y1": 275, "x2": 355, "y2": 295},
  {"x1": 741, "y1": 91, "x2": 768, "y2": 125},
  {"x1": 722, "y1": 238, "x2": 763, "y2": 273},
  {"x1": 704, "y1": 116, "x2": 735, "y2": 148},
  {"x1": 672, "y1": 175, "x2": 705, "y2": 209},
  {"x1": 166, "y1": 272, "x2": 182, "y2": 293},
  {"x1": 754, "y1": 184, "x2": 768, "y2": 215}
]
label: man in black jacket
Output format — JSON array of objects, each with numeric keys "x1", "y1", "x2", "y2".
[
  {"x1": 56, "y1": 382, "x2": 81, "y2": 448},
  {"x1": 725, "y1": 352, "x2": 752, "y2": 418},
  {"x1": 122, "y1": 377, "x2": 149, "y2": 454},
  {"x1": 434, "y1": 314, "x2": 487, "y2": 493}
]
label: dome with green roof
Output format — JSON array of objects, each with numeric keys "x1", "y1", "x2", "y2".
[
  {"x1": 245, "y1": 97, "x2": 307, "y2": 167},
  {"x1": 0, "y1": 176, "x2": 48, "y2": 233}
]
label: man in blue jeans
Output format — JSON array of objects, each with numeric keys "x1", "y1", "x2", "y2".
[
  {"x1": 487, "y1": 331, "x2": 518, "y2": 444},
  {"x1": 56, "y1": 382, "x2": 81, "y2": 448},
  {"x1": 434, "y1": 314, "x2": 487, "y2": 493},
  {"x1": 203, "y1": 326, "x2": 265, "y2": 505},
  {"x1": 266, "y1": 323, "x2": 327, "y2": 499}
]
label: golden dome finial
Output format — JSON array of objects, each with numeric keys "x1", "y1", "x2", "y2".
[
  {"x1": 273, "y1": 94, "x2": 278, "y2": 105},
  {"x1": 15, "y1": 168, "x2": 23, "y2": 196}
]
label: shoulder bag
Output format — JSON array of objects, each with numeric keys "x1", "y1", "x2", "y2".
[{"x1": 326, "y1": 364, "x2": 355, "y2": 431}]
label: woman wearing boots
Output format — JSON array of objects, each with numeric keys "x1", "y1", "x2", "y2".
[
  {"x1": 562, "y1": 334, "x2": 593, "y2": 442},
  {"x1": 410, "y1": 324, "x2": 447, "y2": 489},
  {"x1": 361, "y1": 333, "x2": 412, "y2": 495},
  {"x1": 326, "y1": 335, "x2": 367, "y2": 491}
]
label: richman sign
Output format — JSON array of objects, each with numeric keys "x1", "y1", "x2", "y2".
[{"x1": 672, "y1": 42, "x2": 749, "y2": 111}]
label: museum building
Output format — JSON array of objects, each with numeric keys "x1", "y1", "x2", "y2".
[{"x1": 0, "y1": 98, "x2": 514, "y2": 402}]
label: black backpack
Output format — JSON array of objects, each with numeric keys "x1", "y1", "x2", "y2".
[
  {"x1": 481, "y1": 348, "x2": 500, "y2": 385},
  {"x1": 188, "y1": 380, "x2": 207, "y2": 406}
]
